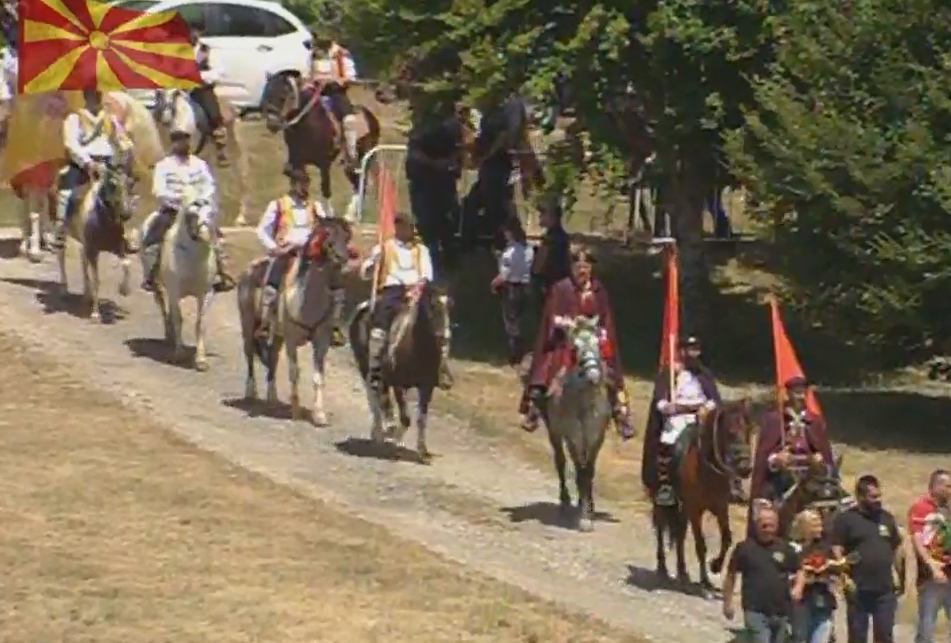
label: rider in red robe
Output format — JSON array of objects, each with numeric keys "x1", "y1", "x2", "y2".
[
  {"x1": 750, "y1": 376, "x2": 835, "y2": 507},
  {"x1": 518, "y1": 244, "x2": 634, "y2": 438}
]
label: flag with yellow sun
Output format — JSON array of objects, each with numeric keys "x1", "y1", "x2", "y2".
[{"x1": 17, "y1": 0, "x2": 201, "y2": 94}]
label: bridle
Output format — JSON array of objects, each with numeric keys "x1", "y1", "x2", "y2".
[
  {"x1": 698, "y1": 406, "x2": 751, "y2": 478},
  {"x1": 265, "y1": 75, "x2": 318, "y2": 131}
]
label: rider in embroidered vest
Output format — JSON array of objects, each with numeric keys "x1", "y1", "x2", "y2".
[
  {"x1": 750, "y1": 376, "x2": 835, "y2": 509},
  {"x1": 139, "y1": 127, "x2": 234, "y2": 292},
  {"x1": 254, "y1": 164, "x2": 347, "y2": 345},
  {"x1": 190, "y1": 23, "x2": 227, "y2": 164},
  {"x1": 642, "y1": 336, "x2": 723, "y2": 507},
  {"x1": 359, "y1": 211, "x2": 453, "y2": 390},
  {"x1": 518, "y1": 244, "x2": 634, "y2": 439},
  {"x1": 309, "y1": 33, "x2": 360, "y2": 172},
  {"x1": 52, "y1": 89, "x2": 132, "y2": 248}
]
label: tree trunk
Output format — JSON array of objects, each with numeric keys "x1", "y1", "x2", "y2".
[{"x1": 664, "y1": 171, "x2": 710, "y2": 340}]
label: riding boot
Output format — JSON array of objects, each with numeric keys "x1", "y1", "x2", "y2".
[
  {"x1": 213, "y1": 127, "x2": 228, "y2": 166},
  {"x1": 330, "y1": 288, "x2": 347, "y2": 347},
  {"x1": 519, "y1": 385, "x2": 545, "y2": 432},
  {"x1": 51, "y1": 189, "x2": 71, "y2": 249},
  {"x1": 655, "y1": 448, "x2": 676, "y2": 507},
  {"x1": 609, "y1": 387, "x2": 635, "y2": 440},
  {"x1": 343, "y1": 115, "x2": 359, "y2": 173},
  {"x1": 212, "y1": 236, "x2": 235, "y2": 293},
  {"x1": 367, "y1": 328, "x2": 387, "y2": 391},
  {"x1": 140, "y1": 244, "x2": 160, "y2": 291},
  {"x1": 730, "y1": 477, "x2": 748, "y2": 505}
]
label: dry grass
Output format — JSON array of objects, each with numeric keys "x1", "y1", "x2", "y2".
[{"x1": 0, "y1": 330, "x2": 647, "y2": 643}]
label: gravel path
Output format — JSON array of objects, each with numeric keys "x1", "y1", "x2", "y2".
[{"x1": 0, "y1": 231, "x2": 909, "y2": 642}]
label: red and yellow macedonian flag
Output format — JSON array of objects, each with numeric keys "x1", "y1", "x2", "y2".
[{"x1": 17, "y1": 0, "x2": 201, "y2": 94}]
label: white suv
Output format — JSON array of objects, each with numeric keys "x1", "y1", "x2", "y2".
[{"x1": 116, "y1": 0, "x2": 312, "y2": 111}]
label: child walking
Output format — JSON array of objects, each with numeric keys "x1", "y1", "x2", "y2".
[{"x1": 491, "y1": 216, "x2": 534, "y2": 366}]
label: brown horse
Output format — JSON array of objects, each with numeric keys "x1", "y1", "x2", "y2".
[
  {"x1": 259, "y1": 74, "x2": 381, "y2": 221},
  {"x1": 652, "y1": 400, "x2": 757, "y2": 590},
  {"x1": 771, "y1": 454, "x2": 848, "y2": 537}
]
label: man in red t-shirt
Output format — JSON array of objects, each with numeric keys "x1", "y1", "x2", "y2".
[{"x1": 908, "y1": 469, "x2": 951, "y2": 643}]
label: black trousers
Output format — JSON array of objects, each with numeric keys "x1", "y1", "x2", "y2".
[
  {"x1": 321, "y1": 84, "x2": 353, "y2": 121},
  {"x1": 408, "y1": 172, "x2": 459, "y2": 272},
  {"x1": 500, "y1": 282, "x2": 528, "y2": 363},
  {"x1": 190, "y1": 85, "x2": 222, "y2": 130},
  {"x1": 846, "y1": 589, "x2": 895, "y2": 643},
  {"x1": 461, "y1": 160, "x2": 515, "y2": 250},
  {"x1": 370, "y1": 285, "x2": 406, "y2": 330},
  {"x1": 266, "y1": 253, "x2": 293, "y2": 289}
]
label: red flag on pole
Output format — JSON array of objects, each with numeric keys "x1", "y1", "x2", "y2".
[
  {"x1": 375, "y1": 164, "x2": 397, "y2": 242},
  {"x1": 658, "y1": 246, "x2": 679, "y2": 369},
  {"x1": 768, "y1": 296, "x2": 823, "y2": 416}
]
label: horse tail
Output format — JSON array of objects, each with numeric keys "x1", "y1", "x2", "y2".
[
  {"x1": 359, "y1": 105, "x2": 381, "y2": 174},
  {"x1": 652, "y1": 503, "x2": 683, "y2": 551},
  {"x1": 237, "y1": 260, "x2": 268, "y2": 363}
]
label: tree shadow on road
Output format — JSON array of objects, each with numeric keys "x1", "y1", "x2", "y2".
[
  {"x1": 221, "y1": 395, "x2": 310, "y2": 422},
  {"x1": 334, "y1": 436, "x2": 423, "y2": 464},
  {"x1": 500, "y1": 501, "x2": 619, "y2": 530},
  {"x1": 1, "y1": 276, "x2": 123, "y2": 324}
]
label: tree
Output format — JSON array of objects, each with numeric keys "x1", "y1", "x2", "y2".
[
  {"x1": 337, "y1": 0, "x2": 780, "y2": 336},
  {"x1": 725, "y1": 0, "x2": 951, "y2": 360}
]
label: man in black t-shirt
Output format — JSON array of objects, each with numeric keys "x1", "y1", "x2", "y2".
[
  {"x1": 723, "y1": 505, "x2": 805, "y2": 643},
  {"x1": 405, "y1": 110, "x2": 466, "y2": 272},
  {"x1": 831, "y1": 474, "x2": 903, "y2": 643}
]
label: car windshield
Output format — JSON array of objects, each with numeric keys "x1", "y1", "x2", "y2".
[{"x1": 116, "y1": 0, "x2": 159, "y2": 9}]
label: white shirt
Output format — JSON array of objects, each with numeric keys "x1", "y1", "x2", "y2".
[
  {"x1": 194, "y1": 41, "x2": 222, "y2": 85},
  {"x1": 0, "y1": 47, "x2": 16, "y2": 101},
  {"x1": 361, "y1": 239, "x2": 433, "y2": 287},
  {"x1": 315, "y1": 45, "x2": 357, "y2": 82},
  {"x1": 498, "y1": 241, "x2": 533, "y2": 284},
  {"x1": 63, "y1": 108, "x2": 125, "y2": 166},
  {"x1": 656, "y1": 368, "x2": 715, "y2": 413},
  {"x1": 256, "y1": 195, "x2": 329, "y2": 251},
  {"x1": 152, "y1": 154, "x2": 216, "y2": 211}
]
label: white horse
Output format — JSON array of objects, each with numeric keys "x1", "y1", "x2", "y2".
[
  {"x1": 147, "y1": 195, "x2": 217, "y2": 370},
  {"x1": 153, "y1": 88, "x2": 251, "y2": 226}
]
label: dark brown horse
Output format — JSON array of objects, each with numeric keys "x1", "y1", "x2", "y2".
[
  {"x1": 652, "y1": 400, "x2": 757, "y2": 590},
  {"x1": 259, "y1": 74, "x2": 381, "y2": 221},
  {"x1": 348, "y1": 282, "x2": 452, "y2": 464},
  {"x1": 772, "y1": 454, "x2": 848, "y2": 537}
]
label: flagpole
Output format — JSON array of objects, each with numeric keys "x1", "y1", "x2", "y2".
[
  {"x1": 767, "y1": 294, "x2": 786, "y2": 451},
  {"x1": 658, "y1": 237, "x2": 677, "y2": 402}
]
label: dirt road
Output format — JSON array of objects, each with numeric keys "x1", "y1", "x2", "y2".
[{"x1": 0, "y1": 231, "x2": 911, "y2": 642}]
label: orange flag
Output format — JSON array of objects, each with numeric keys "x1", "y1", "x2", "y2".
[
  {"x1": 768, "y1": 296, "x2": 823, "y2": 416},
  {"x1": 658, "y1": 246, "x2": 679, "y2": 369},
  {"x1": 375, "y1": 164, "x2": 397, "y2": 242},
  {"x1": 18, "y1": 0, "x2": 201, "y2": 94}
]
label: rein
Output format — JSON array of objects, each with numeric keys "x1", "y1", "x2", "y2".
[
  {"x1": 270, "y1": 77, "x2": 319, "y2": 130},
  {"x1": 697, "y1": 408, "x2": 743, "y2": 479}
]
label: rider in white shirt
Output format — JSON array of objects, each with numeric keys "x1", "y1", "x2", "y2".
[
  {"x1": 255, "y1": 164, "x2": 346, "y2": 345},
  {"x1": 310, "y1": 34, "x2": 360, "y2": 172},
  {"x1": 0, "y1": 44, "x2": 16, "y2": 102},
  {"x1": 139, "y1": 127, "x2": 233, "y2": 292},
  {"x1": 359, "y1": 211, "x2": 453, "y2": 388},
  {"x1": 53, "y1": 89, "x2": 132, "y2": 248},
  {"x1": 189, "y1": 22, "x2": 227, "y2": 163}
]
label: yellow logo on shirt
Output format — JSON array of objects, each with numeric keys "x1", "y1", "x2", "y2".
[
  {"x1": 772, "y1": 551, "x2": 785, "y2": 563},
  {"x1": 879, "y1": 524, "x2": 889, "y2": 537}
]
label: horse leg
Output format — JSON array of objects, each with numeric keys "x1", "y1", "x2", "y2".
[
  {"x1": 416, "y1": 386, "x2": 433, "y2": 464},
  {"x1": 547, "y1": 431, "x2": 572, "y2": 516},
  {"x1": 169, "y1": 297, "x2": 185, "y2": 363},
  {"x1": 319, "y1": 164, "x2": 335, "y2": 219},
  {"x1": 674, "y1": 509, "x2": 690, "y2": 583},
  {"x1": 391, "y1": 388, "x2": 410, "y2": 445},
  {"x1": 194, "y1": 292, "x2": 211, "y2": 372},
  {"x1": 708, "y1": 505, "x2": 732, "y2": 577},
  {"x1": 117, "y1": 256, "x2": 131, "y2": 298},
  {"x1": 310, "y1": 337, "x2": 329, "y2": 426},
  {"x1": 18, "y1": 197, "x2": 29, "y2": 257},
  {"x1": 85, "y1": 252, "x2": 101, "y2": 322},
  {"x1": 243, "y1": 330, "x2": 257, "y2": 400},
  {"x1": 56, "y1": 237, "x2": 68, "y2": 294},
  {"x1": 576, "y1": 462, "x2": 595, "y2": 532},
  {"x1": 228, "y1": 122, "x2": 250, "y2": 226},
  {"x1": 27, "y1": 209, "x2": 42, "y2": 262},
  {"x1": 287, "y1": 340, "x2": 304, "y2": 420},
  {"x1": 652, "y1": 506, "x2": 670, "y2": 579},
  {"x1": 688, "y1": 509, "x2": 712, "y2": 589},
  {"x1": 265, "y1": 335, "x2": 282, "y2": 407}
]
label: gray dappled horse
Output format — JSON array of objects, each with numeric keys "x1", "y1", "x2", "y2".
[
  {"x1": 55, "y1": 150, "x2": 137, "y2": 322},
  {"x1": 237, "y1": 218, "x2": 353, "y2": 424},
  {"x1": 544, "y1": 314, "x2": 612, "y2": 532},
  {"x1": 348, "y1": 283, "x2": 452, "y2": 464}
]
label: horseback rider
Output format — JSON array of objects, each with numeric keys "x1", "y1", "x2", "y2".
[
  {"x1": 641, "y1": 336, "x2": 723, "y2": 506},
  {"x1": 359, "y1": 211, "x2": 454, "y2": 391},
  {"x1": 518, "y1": 244, "x2": 634, "y2": 439},
  {"x1": 255, "y1": 164, "x2": 347, "y2": 345},
  {"x1": 52, "y1": 89, "x2": 133, "y2": 249},
  {"x1": 139, "y1": 127, "x2": 234, "y2": 293},
  {"x1": 309, "y1": 33, "x2": 360, "y2": 172},
  {"x1": 189, "y1": 22, "x2": 227, "y2": 164},
  {"x1": 750, "y1": 376, "x2": 835, "y2": 510}
]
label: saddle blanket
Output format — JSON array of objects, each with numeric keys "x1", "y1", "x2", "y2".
[{"x1": 661, "y1": 413, "x2": 696, "y2": 445}]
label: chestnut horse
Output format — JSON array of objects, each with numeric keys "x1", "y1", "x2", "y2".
[
  {"x1": 651, "y1": 399, "x2": 757, "y2": 590},
  {"x1": 259, "y1": 74, "x2": 380, "y2": 222}
]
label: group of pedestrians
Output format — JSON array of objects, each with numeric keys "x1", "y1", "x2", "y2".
[{"x1": 724, "y1": 470, "x2": 951, "y2": 643}]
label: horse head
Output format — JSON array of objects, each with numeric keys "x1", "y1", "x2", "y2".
[
  {"x1": 178, "y1": 193, "x2": 214, "y2": 243},
  {"x1": 261, "y1": 73, "x2": 300, "y2": 133},
  {"x1": 304, "y1": 216, "x2": 353, "y2": 266},
  {"x1": 98, "y1": 153, "x2": 136, "y2": 224},
  {"x1": 153, "y1": 88, "x2": 175, "y2": 126},
  {"x1": 553, "y1": 314, "x2": 605, "y2": 386},
  {"x1": 705, "y1": 399, "x2": 757, "y2": 480}
]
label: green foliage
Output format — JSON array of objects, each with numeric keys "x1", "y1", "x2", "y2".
[{"x1": 725, "y1": 0, "x2": 951, "y2": 358}]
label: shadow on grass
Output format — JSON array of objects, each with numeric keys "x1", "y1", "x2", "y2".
[{"x1": 823, "y1": 389, "x2": 951, "y2": 454}]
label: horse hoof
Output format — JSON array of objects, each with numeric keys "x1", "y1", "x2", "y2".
[
  {"x1": 27, "y1": 250, "x2": 41, "y2": 263},
  {"x1": 370, "y1": 428, "x2": 385, "y2": 444},
  {"x1": 195, "y1": 360, "x2": 209, "y2": 372},
  {"x1": 656, "y1": 568, "x2": 670, "y2": 581},
  {"x1": 709, "y1": 559, "x2": 724, "y2": 575},
  {"x1": 578, "y1": 517, "x2": 594, "y2": 532},
  {"x1": 89, "y1": 313, "x2": 101, "y2": 324},
  {"x1": 234, "y1": 216, "x2": 247, "y2": 227},
  {"x1": 312, "y1": 411, "x2": 329, "y2": 427},
  {"x1": 418, "y1": 449, "x2": 433, "y2": 465},
  {"x1": 676, "y1": 573, "x2": 690, "y2": 585}
]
